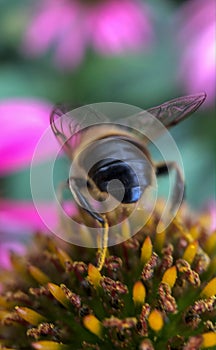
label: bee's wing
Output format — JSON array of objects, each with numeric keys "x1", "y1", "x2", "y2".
[
  {"x1": 50, "y1": 105, "x2": 109, "y2": 158},
  {"x1": 147, "y1": 93, "x2": 206, "y2": 127},
  {"x1": 120, "y1": 93, "x2": 206, "y2": 142}
]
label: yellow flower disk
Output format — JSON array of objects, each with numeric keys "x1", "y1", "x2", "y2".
[
  {"x1": 183, "y1": 241, "x2": 198, "y2": 265},
  {"x1": 202, "y1": 332, "x2": 216, "y2": 348},
  {"x1": 141, "y1": 236, "x2": 152, "y2": 264},
  {"x1": 28, "y1": 265, "x2": 50, "y2": 285},
  {"x1": 15, "y1": 307, "x2": 46, "y2": 326},
  {"x1": 32, "y1": 340, "x2": 69, "y2": 350},
  {"x1": 148, "y1": 309, "x2": 163, "y2": 332},
  {"x1": 201, "y1": 277, "x2": 216, "y2": 298},
  {"x1": 48, "y1": 283, "x2": 70, "y2": 309},
  {"x1": 132, "y1": 281, "x2": 146, "y2": 305},
  {"x1": 162, "y1": 266, "x2": 177, "y2": 288},
  {"x1": 87, "y1": 263, "x2": 102, "y2": 287},
  {"x1": 83, "y1": 314, "x2": 102, "y2": 338}
]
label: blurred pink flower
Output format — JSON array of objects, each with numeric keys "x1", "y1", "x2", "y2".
[
  {"x1": 22, "y1": 0, "x2": 152, "y2": 69},
  {"x1": 0, "y1": 99, "x2": 57, "y2": 174},
  {"x1": 178, "y1": 0, "x2": 216, "y2": 106},
  {"x1": 0, "y1": 98, "x2": 59, "y2": 268}
]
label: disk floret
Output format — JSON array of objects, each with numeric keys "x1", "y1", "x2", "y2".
[{"x1": 0, "y1": 205, "x2": 216, "y2": 349}]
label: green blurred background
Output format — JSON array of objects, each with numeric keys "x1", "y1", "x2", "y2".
[{"x1": 0, "y1": 0, "x2": 215, "y2": 211}]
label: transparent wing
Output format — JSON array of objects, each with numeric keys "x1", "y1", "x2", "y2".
[
  {"x1": 147, "y1": 92, "x2": 206, "y2": 126},
  {"x1": 119, "y1": 93, "x2": 206, "y2": 143},
  {"x1": 50, "y1": 104, "x2": 109, "y2": 158}
]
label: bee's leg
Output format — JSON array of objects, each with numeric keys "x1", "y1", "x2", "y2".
[
  {"x1": 69, "y1": 177, "x2": 108, "y2": 271},
  {"x1": 156, "y1": 162, "x2": 185, "y2": 213}
]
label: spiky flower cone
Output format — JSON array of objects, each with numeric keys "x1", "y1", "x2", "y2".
[{"x1": 0, "y1": 204, "x2": 216, "y2": 350}]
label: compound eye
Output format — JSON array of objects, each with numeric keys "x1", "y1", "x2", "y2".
[{"x1": 88, "y1": 158, "x2": 141, "y2": 204}]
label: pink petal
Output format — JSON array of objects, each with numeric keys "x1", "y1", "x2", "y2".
[
  {"x1": 179, "y1": 0, "x2": 214, "y2": 40},
  {"x1": 180, "y1": 23, "x2": 215, "y2": 104},
  {"x1": 54, "y1": 22, "x2": 86, "y2": 68},
  {"x1": 0, "y1": 98, "x2": 58, "y2": 174},
  {"x1": 23, "y1": 0, "x2": 85, "y2": 68},
  {"x1": 22, "y1": 0, "x2": 153, "y2": 69},
  {"x1": 178, "y1": 0, "x2": 216, "y2": 106},
  {"x1": 0, "y1": 242, "x2": 25, "y2": 270},
  {"x1": 0, "y1": 199, "x2": 77, "y2": 233},
  {"x1": 89, "y1": 0, "x2": 152, "y2": 55},
  {"x1": 23, "y1": 0, "x2": 76, "y2": 54},
  {"x1": 0, "y1": 200, "x2": 56, "y2": 232},
  {"x1": 210, "y1": 203, "x2": 216, "y2": 231}
]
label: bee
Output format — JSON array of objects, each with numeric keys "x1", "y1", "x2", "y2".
[{"x1": 50, "y1": 93, "x2": 206, "y2": 270}]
